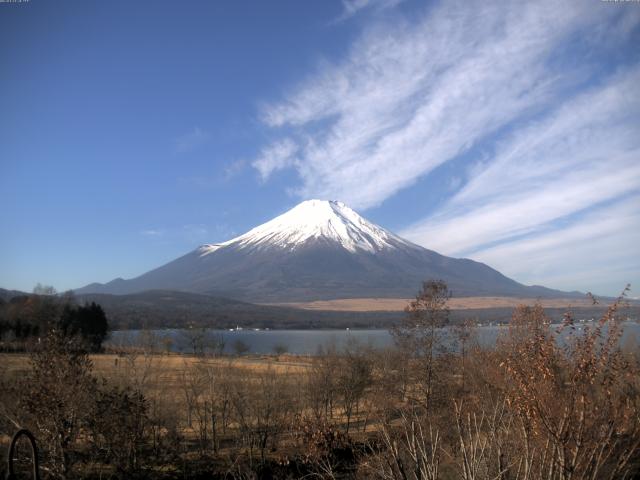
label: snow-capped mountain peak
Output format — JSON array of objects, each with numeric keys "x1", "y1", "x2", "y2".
[
  {"x1": 77, "y1": 199, "x2": 572, "y2": 302},
  {"x1": 199, "y1": 199, "x2": 413, "y2": 255}
]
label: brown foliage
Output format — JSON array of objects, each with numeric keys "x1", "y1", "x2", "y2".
[
  {"x1": 20, "y1": 330, "x2": 97, "y2": 479},
  {"x1": 496, "y1": 293, "x2": 640, "y2": 479}
]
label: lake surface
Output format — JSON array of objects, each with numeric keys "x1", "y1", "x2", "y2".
[{"x1": 108, "y1": 322, "x2": 640, "y2": 355}]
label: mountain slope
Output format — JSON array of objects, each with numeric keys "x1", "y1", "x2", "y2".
[
  {"x1": 0, "y1": 288, "x2": 29, "y2": 302},
  {"x1": 76, "y1": 200, "x2": 575, "y2": 301}
]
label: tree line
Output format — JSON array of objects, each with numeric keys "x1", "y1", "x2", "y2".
[{"x1": 0, "y1": 284, "x2": 109, "y2": 352}]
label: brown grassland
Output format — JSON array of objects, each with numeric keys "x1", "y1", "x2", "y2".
[
  {"x1": 265, "y1": 296, "x2": 602, "y2": 312},
  {"x1": 1, "y1": 283, "x2": 639, "y2": 480}
]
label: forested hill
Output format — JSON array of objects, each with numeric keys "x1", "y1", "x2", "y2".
[
  {"x1": 75, "y1": 290, "x2": 402, "y2": 330},
  {"x1": 76, "y1": 290, "x2": 636, "y2": 330}
]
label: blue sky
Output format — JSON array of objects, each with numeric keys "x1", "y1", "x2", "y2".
[{"x1": 1, "y1": 0, "x2": 639, "y2": 297}]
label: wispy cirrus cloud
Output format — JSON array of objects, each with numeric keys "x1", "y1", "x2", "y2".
[
  {"x1": 223, "y1": 159, "x2": 247, "y2": 181},
  {"x1": 400, "y1": 67, "x2": 640, "y2": 256},
  {"x1": 174, "y1": 127, "x2": 211, "y2": 154},
  {"x1": 257, "y1": 1, "x2": 637, "y2": 209},
  {"x1": 335, "y1": 0, "x2": 403, "y2": 22},
  {"x1": 140, "y1": 224, "x2": 235, "y2": 246},
  {"x1": 461, "y1": 197, "x2": 640, "y2": 296},
  {"x1": 140, "y1": 229, "x2": 165, "y2": 238},
  {"x1": 398, "y1": 67, "x2": 640, "y2": 293},
  {"x1": 252, "y1": 138, "x2": 299, "y2": 181},
  {"x1": 251, "y1": 0, "x2": 640, "y2": 294}
]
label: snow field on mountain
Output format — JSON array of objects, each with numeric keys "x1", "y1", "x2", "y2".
[{"x1": 199, "y1": 199, "x2": 415, "y2": 254}]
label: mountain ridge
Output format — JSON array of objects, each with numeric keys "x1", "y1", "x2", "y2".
[{"x1": 76, "y1": 200, "x2": 580, "y2": 301}]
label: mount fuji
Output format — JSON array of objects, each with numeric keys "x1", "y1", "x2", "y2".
[{"x1": 77, "y1": 200, "x2": 571, "y2": 301}]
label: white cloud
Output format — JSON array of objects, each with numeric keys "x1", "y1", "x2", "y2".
[
  {"x1": 336, "y1": 0, "x2": 403, "y2": 21},
  {"x1": 182, "y1": 224, "x2": 209, "y2": 243},
  {"x1": 256, "y1": 0, "x2": 637, "y2": 209},
  {"x1": 140, "y1": 224, "x2": 234, "y2": 246},
  {"x1": 465, "y1": 197, "x2": 640, "y2": 296},
  {"x1": 174, "y1": 127, "x2": 211, "y2": 154},
  {"x1": 397, "y1": 67, "x2": 640, "y2": 295},
  {"x1": 400, "y1": 68, "x2": 640, "y2": 255},
  {"x1": 140, "y1": 229, "x2": 165, "y2": 237},
  {"x1": 223, "y1": 159, "x2": 247, "y2": 181},
  {"x1": 252, "y1": 138, "x2": 299, "y2": 181}
]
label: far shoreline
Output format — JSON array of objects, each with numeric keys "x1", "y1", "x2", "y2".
[{"x1": 261, "y1": 295, "x2": 622, "y2": 312}]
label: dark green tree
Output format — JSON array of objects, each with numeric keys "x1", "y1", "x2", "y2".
[{"x1": 58, "y1": 302, "x2": 109, "y2": 352}]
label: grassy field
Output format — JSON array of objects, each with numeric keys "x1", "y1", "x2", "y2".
[
  {"x1": 0, "y1": 351, "x2": 313, "y2": 381},
  {"x1": 266, "y1": 295, "x2": 602, "y2": 311}
]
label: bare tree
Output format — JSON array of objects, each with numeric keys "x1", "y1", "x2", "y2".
[
  {"x1": 391, "y1": 280, "x2": 450, "y2": 410},
  {"x1": 89, "y1": 386, "x2": 149, "y2": 477},
  {"x1": 373, "y1": 407, "x2": 440, "y2": 480},
  {"x1": 307, "y1": 343, "x2": 340, "y2": 422},
  {"x1": 231, "y1": 367, "x2": 294, "y2": 464},
  {"x1": 337, "y1": 341, "x2": 373, "y2": 434},
  {"x1": 233, "y1": 339, "x2": 250, "y2": 356},
  {"x1": 21, "y1": 330, "x2": 97, "y2": 478},
  {"x1": 205, "y1": 332, "x2": 226, "y2": 357},
  {"x1": 32, "y1": 283, "x2": 57, "y2": 296},
  {"x1": 272, "y1": 343, "x2": 289, "y2": 356},
  {"x1": 181, "y1": 325, "x2": 206, "y2": 356},
  {"x1": 453, "y1": 319, "x2": 478, "y2": 394}
]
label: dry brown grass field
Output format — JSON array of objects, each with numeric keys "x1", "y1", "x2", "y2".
[
  {"x1": 0, "y1": 352, "x2": 313, "y2": 378},
  {"x1": 266, "y1": 296, "x2": 599, "y2": 311}
]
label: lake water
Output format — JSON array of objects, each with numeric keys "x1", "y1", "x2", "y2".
[{"x1": 108, "y1": 321, "x2": 640, "y2": 355}]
